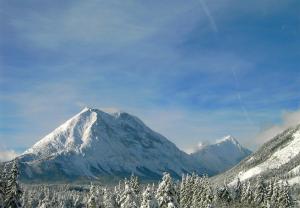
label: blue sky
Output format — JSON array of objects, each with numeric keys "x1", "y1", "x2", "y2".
[{"x1": 0, "y1": 0, "x2": 300, "y2": 156}]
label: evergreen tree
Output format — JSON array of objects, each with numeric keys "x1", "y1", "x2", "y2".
[
  {"x1": 241, "y1": 181, "x2": 253, "y2": 205},
  {"x1": 0, "y1": 178, "x2": 4, "y2": 208},
  {"x1": 119, "y1": 181, "x2": 138, "y2": 208},
  {"x1": 87, "y1": 195, "x2": 97, "y2": 208},
  {"x1": 264, "y1": 178, "x2": 275, "y2": 208},
  {"x1": 74, "y1": 195, "x2": 84, "y2": 208},
  {"x1": 95, "y1": 185, "x2": 104, "y2": 208},
  {"x1": 87, "y1": 183, "x2": 97, "y2": 208},
  {"x1": 155, "y1": 173, "x2": 179, "y2": 208},
  {"x1": 129, "y1": 174, "x2": 140, "y2": 207},
  {"x1": 191, "y1": 177, "x2": 203, "y2": 208},
  {"x1": 253, "y1": 177, "x2": 265, "y2": 206},
  {"x1": 141, "y1": 185, "x2": 158, "y2": 208},
  {"x1": 179, "y1": 174, "x2": 186, "y2": 207},
  {"x1": 180, "y1": 174, "x2": 194, "y2": 208},
  {"x1": 277, "y1": 181, "x2": 293, "y2": 208},
  {"x1": 0, "y1": 164, "x2": 8, "y2": 208},
  {"x1": 233, "y1": 178, "x2": 242, "y2": 203},
  {"x1": 202, "y1": 177, "x2": 213, "y2": 207},
  {"x1": 271, "y1": 179, "x2": 280, "y2": 207},
  {"x1": 129, "y1": 174, "x2": 140, "y2": 196},
  {"x1": 4, "y1": 160, "x2": 22, "y2": 208},
  {"x1": 222, "y1": 185, "x2": 232, "y2": 204},
  {"x1": 38, "y1": 194, "x2": 51, "y2": 208},
  {"x1": 28, "y1": 191, "x2": 39, "y2": 208},
  {"x1": 103, "y1": 187, "x2": 117, "y2": 208},
  {"x1": 114, "y1": 181, "x2": 123, "y2": 207}
]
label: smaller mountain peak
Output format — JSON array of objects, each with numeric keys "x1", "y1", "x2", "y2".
[
  {"x1": 80, "y1": 107, "x2": 122, "y2": 116},
  {"x1": 216, "y1": 135, "x2": 240, "y2": 146},
  {"x1": 80, "y1": 106, "x2": 95, "y2": 113}
]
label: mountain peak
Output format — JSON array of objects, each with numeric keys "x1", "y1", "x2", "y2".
[
  {"x1": 19, "y1": 107, "x2": 204, "y2": 180},
  {"x1": 81, "y1": 106, "x2": 92, "y2": 112},
  {"x1": 216, "y1": 135, "x2": 240, "y2": 146}
]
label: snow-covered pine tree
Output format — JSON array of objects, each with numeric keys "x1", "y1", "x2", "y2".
[
  {"x1": 0, "y1": 164, "x2": 9, "y2": 208},
  {"x1": 241, "y1": 181, "x2": 253, "y2": 205},
  {"x1": 264, "y1": 178, "x2": 275, "y2": 208},
  {"x1": 115, "y1": 180, "x2": 125, "y2": 207},
  {"x1": 4, "y1": 160, "x2": 22, "y2": 208},
  {"x1": 49, "y1": 193, "x2": 59, "y2": 208},
  {"x1": 253, "y1": 176, "x2": 266, "y2": 206},
  {"x1": 95, "y1": 185, "x2": 104, "y2": 208},
  {"x1": 74, "y1": 195, "x2": 84, "y2": 208},
  {"x1": 180, "y1": 174, "x2": 194, "y2": 208},
  {"x1": 141, "y1": 184, "x2": 158, "y2": 208},
  {"x1": 129, "y1": 174, "x2": 140, "y2": 196},
  {"x1": 191, "y1": 177, "x2": 203, "y2": 208},
  {"x1": 277, "y1": 181, "x2": 293, "y2": 208},
  {"x1": 103, "y1": 187, "x2": 117, "y2": 208},
  {"x1": 201, "y1": 176, "x2": 213, "y2": 207},
  {"x1": 0, "y1": 174, "x2": 4, "y2": 208},
  {"x1": 130, "y1": 174, "x2": 140, "y2": 206},
  {"x1": 87, "y1": 183, "x2": 97, "y2": 208},
  {"x1": 233, "y1": 178, "x2": 242, "y2": 203},
  {"x1": 155, "y1": 172, "x2": 180, "y2": 208},
  {"x1": 216, "y1": 182, "x2": 232, "y2": 206},
  {"x1": 179, "y1": 174, "x2": 188, "y2": 208},
  {"x1": 38, "y1": 194, "x2": 51, "y2": 208},
  {"x1": 174, "y1": 181, "x2": 181, "y2": 206},
  {"x1": 21, "y1": 189, "x2": 29, "y2": 208},
  {"x1": 27, "y1": 190, "x2": 39, "y2": 208},
  {"x1": 270, "y1": 178, "x2": 281, "y2": 207},
  {"x1": 87, "y1": 194, "x2": 97, "y2": 208},
  {"x1": 119, "y1": 180, "x2": 138, "y2": 208}
]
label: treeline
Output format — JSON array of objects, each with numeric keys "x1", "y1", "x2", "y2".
[{"x1": 0, "y1": 160, "x2": 297, "y2": 208}]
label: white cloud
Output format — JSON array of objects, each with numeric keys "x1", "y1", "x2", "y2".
[
  {"x1": 0, "y1": 150, "x2": 18, "y2": 162},
  {"x1": 185, "y1": 141, "x2": 212, "y2": 154},
  {"x1": 254, "y1": 109, "x2": 300, "y2": 146}
]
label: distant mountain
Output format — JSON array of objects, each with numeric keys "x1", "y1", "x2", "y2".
[
  {"x1": 213, "y1": 124, "x2": 300, "y2": 186},
  {"x1": 16, "y1": 107, "x2": 207, "y2": 181},
  {"x1": 191, "y1": 136, "x2": 252, "y2": 174}
]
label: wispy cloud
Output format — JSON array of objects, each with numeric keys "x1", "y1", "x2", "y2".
[
  {"x1": 254, "y1": 109, "x2": 300, "y2": 146},
  {"x1": 231, "y1": 68, "x2": 254, "y2": 126},
  {"x1": 7, "y1": 0, "x2": 198, "y2": 52},
  {"x1": 198, "y1": 0, "x2": 218, "y2": 33},
  {"x1": 0, "y1": 149, "x2": 18, "y2": 162}
]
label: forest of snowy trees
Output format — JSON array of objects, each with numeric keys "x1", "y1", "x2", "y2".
[{"x1": 0, "y1": 160, "x2": 298, "y2": 208}]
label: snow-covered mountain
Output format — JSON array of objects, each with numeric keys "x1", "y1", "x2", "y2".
[
  {"x1": 17, "y1": 107, "x2": 207, "y2": 181},
  {"x1": 213, "y1": 124, "x2": 300, "y2": 185},
  {"x1": 191, "y1": 136, "x2": 252, "y2": 174}
]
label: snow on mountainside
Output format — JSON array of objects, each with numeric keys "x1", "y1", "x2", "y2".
[
  {"x1": 191, "y1": 136, "x2": 252, "y2": 174},
  {"x1": 213, "y1": 124, "x2": 300, "y2": 185},
  {"x1": 17, "y1": 107, "x2": 206, "y2": 181}
]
